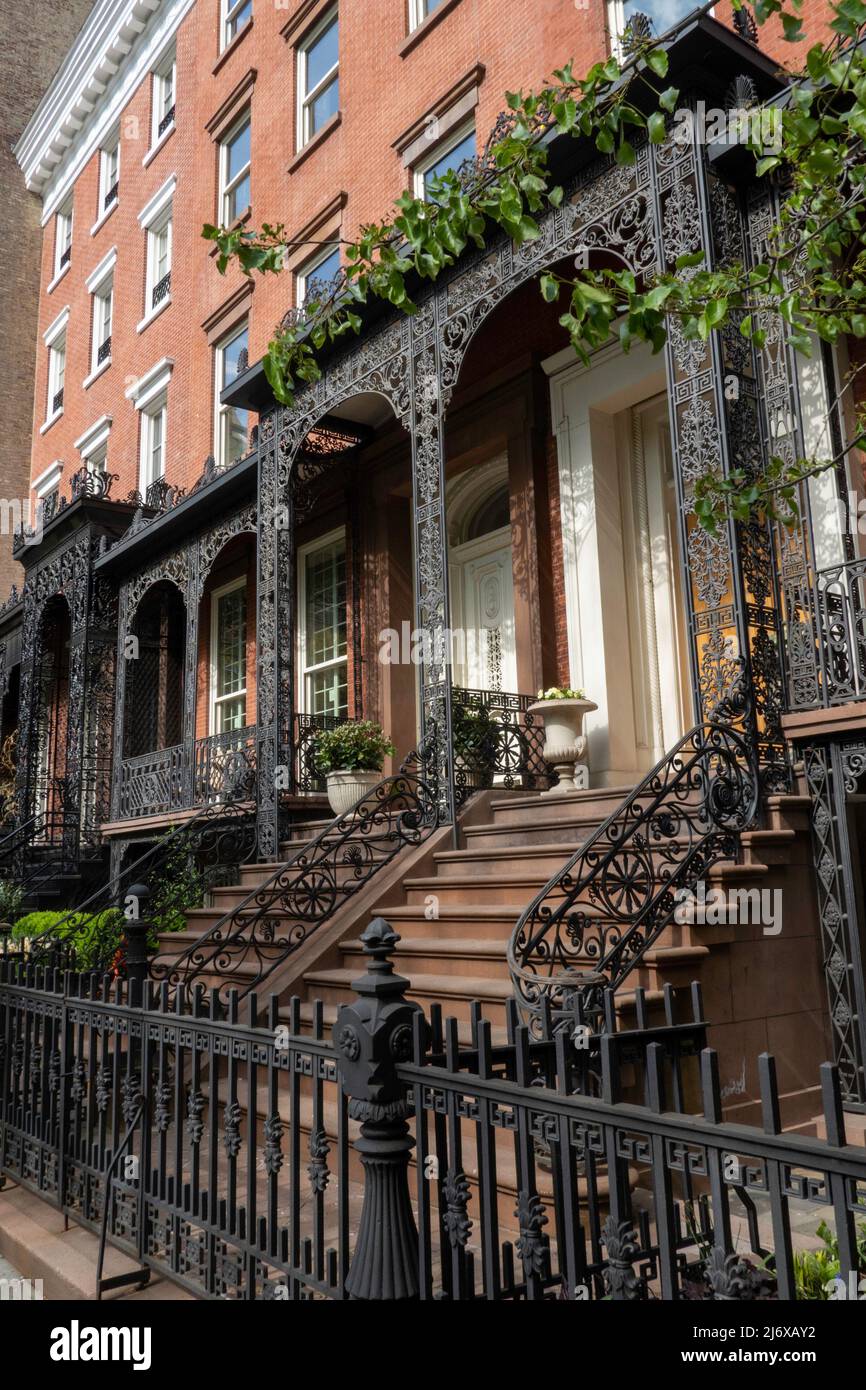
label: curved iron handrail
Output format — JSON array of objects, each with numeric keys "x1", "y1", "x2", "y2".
[
  {"x1": 150, "y1": 740, "x2": 439, "y2": 1003},
  {"x1": 14, "y1": 798, "x2": 257, "y2": 971},
  {"x1": 507, "y1": 721, "x2": 759, "y2": 1030}
]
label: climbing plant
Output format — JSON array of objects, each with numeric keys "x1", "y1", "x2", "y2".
[{"x1": 204, "y1": 0, "x2": 866, "y2": 534}]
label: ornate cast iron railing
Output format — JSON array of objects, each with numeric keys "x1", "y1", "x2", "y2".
[
  {"x1": 508, "y1": 722, "x2": 759, "y2": 1030},
  {"x1": 797, "y1": 555, "x2": 866, "y2": 709},
  {"x1": 11, "y1": 798, "x2": 257, "y2": 974},
  {"x1": 157, "y1": 104, "x2": 175, "y2": 137},
  {"x1": 149, "y1": 741, "x2": 439, "y2": 1002},
  {"x1": 451, "y1": 687, "x2": 550, "y2": 804},
  {"x1": 117, "y1": 726, "x2": 257, "y2": 819},
  {"x1": 152, "y1": 271, "x2": 171, "y2": 308},
  {"x1": 96, "y1": 336, "x2": 111, "y2": 365}
]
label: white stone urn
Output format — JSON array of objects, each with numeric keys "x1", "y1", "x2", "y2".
[
  {"x1": 325, "y1": 769, "x2": 380, "y2": 817},
  {"x1": 528, "y1": 698, "x2": 597, "y2": 796}
]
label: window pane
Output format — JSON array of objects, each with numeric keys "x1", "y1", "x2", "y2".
[
  {"x1": 227, "y1": 120, "x2": 250, "y2": 182},
  {"x1": 301, "y1": 246, "x2": 340, "y2": 303},
  {"x1": 308, "y1": 665, "x2": 347, "y2": 720},
  {"x1": 306, "y1": 543, "x2": 346, "y2": 667},
  {"x1": 222, "y1": 407, "x2": 249, "y2": 464},
  {"x1": 216, "y1": 587, "x2": 247, "y2": 698},
  {"x1": 422, "y1": 129, "x2": 475, "y2": 199},
  {"x1": 227, "y1": 0, "x2": 251, "y2": 38},
  {"x1": 221, "y1": 327, "x2": 248, "y2": 386},
  {"x1": 218, "y1": 696, "x2": 246, "y2": 732},
  {"x1": 306, "y1": 16, "x2": 338, "y2": 92},
  {"x1": 309, "y1": 75, "x2": 338, "y2": 135},
  {"x1": 227, "y1": 171, "x2": 250, "y2": 222},
  {"x1": 621, "y1": 0, "x2": 694, "y2": 35}
]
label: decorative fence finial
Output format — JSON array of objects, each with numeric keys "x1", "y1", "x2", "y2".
[{"x1": 334, "y1": 917, "x2": 426, "y2": 1299}]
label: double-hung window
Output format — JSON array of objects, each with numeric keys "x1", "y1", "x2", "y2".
[
  {"x1": 219, "y1": 113, "x2": 251, "y2": 224},
  {"x1": 140, "y1": 399, "x2": 167, "y2": 492},
  {"x1": 409, "y1": 0, "x2": 443, "y2": 29},
  {"x1": 48, "y1": 336, "x2": 66, "y2": 420},
  {"x1": 222, "y1": 0, "x2": 252, "y2": 49},
  {"x1": 297, "y1": 9, "x2": 338, "y2": 148},
  {"x1": 54, "y1": 201, "x2": 73, "y2": 279},
  {"x1": 211, "y1": 579, "x2": 248, "y2": 733},
  {"x1": 299, "y1": 531, "x2": 347, "y2": 720},
  {"x1": 413, "y1": 122, "x2": 475, "y2": 201},
  {"x1": 138, "y1": 177, "x2": 175, "y2": 325},
  {"x1": 152, "y1": 49, "x2": 176, "y2": 143},
  {"x1": 296, "y1": 244, "x2": 340, "y2": 308},
  {"x1": 215, "y1": 321, "x2": 249, "y2": 467},
  {"x1": 85, "y1": 247, "x2": 116, "y2": 378},
  {"x1": 100, "y1": 134, "x2": 120, "y2": 211}
]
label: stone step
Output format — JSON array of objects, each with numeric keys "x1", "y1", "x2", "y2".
[
  {"x1": 432, "y1": 841, "x2": 585, "y2": 878},
  {"x1": 487, "y1": 784, "x2": 643, "y2": 826}
]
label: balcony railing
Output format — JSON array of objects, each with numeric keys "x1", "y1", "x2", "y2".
[
  {"x1": 51, "y1": 388, "x2": 64, "y2": 415},
  {"x1": 59, "y1": 245, "x2": 71, "y2": 269},
  {"x1": 451, "y1": 686, "x2": 551, "y2": 803},
  {"x1": 152, "y1": 270, "x2": 171, "y2": 308},
  {"x1": 117, "y1": 727, "x2": 257, "y2": 820},
  {"x1": 96, "y1": 335, "x2": 111, "y2": 365},
  {"x1": 787, "y1": 555, "x2": 866, "y2": 709},
  {"x1": 104, "y1": 180, "x2": 119, "y2": 210},
  {"x1": 157, "y1": 104, "x2": 175, "y2": 137}
]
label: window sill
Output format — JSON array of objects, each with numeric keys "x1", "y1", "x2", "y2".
[
  {"x1": 399, "y1": 0, "x2": 462, "y2": 57},
  {"x1": 46, "y1": 261, "x2": 71, "y2": 296},
  {"x1": 90, "y1": 199, "x2": 118, "y2": 238},
  {"x1": 288, "y1": 111, "x2": 341, "y2": 174},
  {"x1": 83, "y1": 357, "x2": 111, "y2": 390},
  {"x1": 213, "y1": 16, "x2": 253, "y2": 74},
  {"x1": 40, "y1": 409, "x2": 63, "y2": 436},
  {"x1": 136, "y1": 295, "x2": 172, "y2": 334},
  {"x1": 143, "y1": 121, "x2": 175, "y2": 167}
]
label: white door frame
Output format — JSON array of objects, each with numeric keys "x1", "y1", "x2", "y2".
[{"x1": 449, "y1": 525, "x2": 517, "y2": 692}]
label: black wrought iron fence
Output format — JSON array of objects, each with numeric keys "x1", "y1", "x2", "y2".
[
  {"x1": 451, "y1": 687, "x2": 550, "y2": 804},
  {"x1": 2, "y1": 924, "x2": 865, "y2": 1301}
]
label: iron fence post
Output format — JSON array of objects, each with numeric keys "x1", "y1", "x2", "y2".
[
  {"x1": 334, "y1": 917, "x2": 425, "y2": 1299},
  {"x1": 124, "y1": 882, "x2": 151, "y2": 1006}
]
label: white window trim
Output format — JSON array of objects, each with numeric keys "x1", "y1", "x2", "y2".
[
  {"x1": 296, "y1": 243, "x2": 340, "y2": 306},
  {"x1": 138, "y1": 396, "x2": 168, "y2": 494},
  {"x1": 126, "y1": 356, "x2": 174, "y2": 411},
  {"x1": 296, "y1": 7, "x2": 338, "y2": 152},
  {"x1": 41, "y1": 306, "x2": 69, "y2": 431},
  {"x1": 138, "y1": 176, "x2": 175, "y2": 329},
  {"x1": 214, "y1": 322, "x2": 249, "y2": 467},
  {"x1": 74, "y1": 415, "x2": 112, "y2": 473},
  {"x1": 219, "y1": 111, "x2": 251, "y2": 225},
  {"x1": 149, "y1": 47, "x2": 176, "y2": 154},
  {"x1": 209, "y1": 575, "x2": 248, "y2": 734},
  {"x1": 138, "y1": 174, "x2": 176, "y2": 230},
  {"x1": 52, "y1": 200, "x2": 73, "y2": 283},
  {"x1": 221, "y1": 0, "x2": 252, "y2": 51},
  {"x1": 84, "y1": 245, "x2": 116, "y2": 381},
  {"x1": 409, "y1": 0, "x2": 439, "y2": 31},
  {"x1": 33, "y1": 459, "x2": 64, "y2": 500},
  {"x1": 99, "y1": 132, "x2": 120, "y2": 213},
  {"x1": 412, "y1": 118, "x2": 475, "y2": 198},
  {"x1": 297, "y1": 526, "x2": 347, "y2": 718}
]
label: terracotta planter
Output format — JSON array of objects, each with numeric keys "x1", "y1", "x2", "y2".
[
  {"x1": 325, "y1": 769, "x2": 381, "y2": 817},
  {"x1": 528, "y1": 698, "x2": 598, "y2": 796}
]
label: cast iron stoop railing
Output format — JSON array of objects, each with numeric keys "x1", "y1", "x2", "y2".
[
  {"x1": 1, "y1": 797, "x2": 257, "y2": 974},
  {"x1": 508, "y1": 720, "x2": 760, "y2": 1033},
  {"x1": 3, "y1": 920, "x2": 866, "y2": 1300},
  {"x1": 148, "y1": 739, "x2": 439, "y2": 1003}
]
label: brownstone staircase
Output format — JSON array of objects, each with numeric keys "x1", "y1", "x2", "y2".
[{"x1": 155, "y1": 779, "x2": 824, "y2": 1125}]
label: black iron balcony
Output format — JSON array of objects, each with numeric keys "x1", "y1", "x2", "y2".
[
  {"x1": 104, "y1": 180, "x2": 119, "y2": 210},
  {"x1": 59, "y1": 245, "x2": 71, "y2": 269},
  {"x1": 152, "y1": 270, "x2": 171, "y2": 309},
  {"x1": 51, "y1": 388, "x2": 64, "y2": 415},
  {"x1": 157, "y1": 104, "x2": 175, "y2": 138},
  {"x1": 97, "y1": 335, "x2": 111, "y2": 365}
]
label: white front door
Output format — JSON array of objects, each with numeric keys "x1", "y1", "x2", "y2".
[{"x1": 450, "y1": 527, "x2": 517, "y2": 693}]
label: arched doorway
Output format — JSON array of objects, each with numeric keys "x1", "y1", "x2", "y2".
[
  {"x1": 123, "y1": 580, "x2": 186, "y2": 760},
  {"x1": 33, "y1": 596, "x2": 71, "y2": 835}
]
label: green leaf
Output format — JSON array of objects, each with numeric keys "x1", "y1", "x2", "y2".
[
  {"x1": 648, "y1": 112, "x2": 667, "y2": 143},
  {"x1": 659, "y1": 86, "x2": 680, "y2": 113},
  {"x1": 646, "y1": 49, "x2": 669, "y2": 78}
]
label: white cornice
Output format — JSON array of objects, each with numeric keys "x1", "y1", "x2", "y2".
[
  {"x1": 138, "y1": 172, "x2": 176, "y2": 228},
  {"x1": 126, "y1": 356, "x2": 174, "y2": 409},
  {"x1": 15, "y1": 0, "x2": 195, "y2": 221}
]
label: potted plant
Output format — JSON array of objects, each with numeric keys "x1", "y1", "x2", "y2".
[
  {"x1": 451, "y1": 703, "x2": 500, "y2": 791},
  {"x1": 314, "y1": 720, "x2": 396, "y2": 816},
  {"x1": 528, "y1": 687, "x2": 598, "y2": 796}
]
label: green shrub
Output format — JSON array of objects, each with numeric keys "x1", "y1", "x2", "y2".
[
  {"x1": 314, "y1": 721, "x2": 395, "y2": 775},
  {"x1": 452, "y1": 704, "x2": 500, "y2": 771},
  {"x1": 13, "y1": 908, "x2": 124, "y2": 972},
  {"x1": 145, "y1": 833, "x2": 204, "y2": 936}
]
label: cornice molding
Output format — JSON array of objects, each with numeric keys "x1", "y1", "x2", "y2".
[{"x1": 15, "y1": 0, "x2": 195, "y2": 219}]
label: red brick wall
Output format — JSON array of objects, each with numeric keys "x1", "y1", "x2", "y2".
[{"x1": 28, "y1": 0, "x2": 611, "y2": 503}]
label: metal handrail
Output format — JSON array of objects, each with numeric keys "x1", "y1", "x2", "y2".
[
  {"x1": 150, "y1": 737, "x2": 439, "y2": 1003},
  {"x1": 508, "y1": 720, "x2": 759, "y2": 1031}
]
